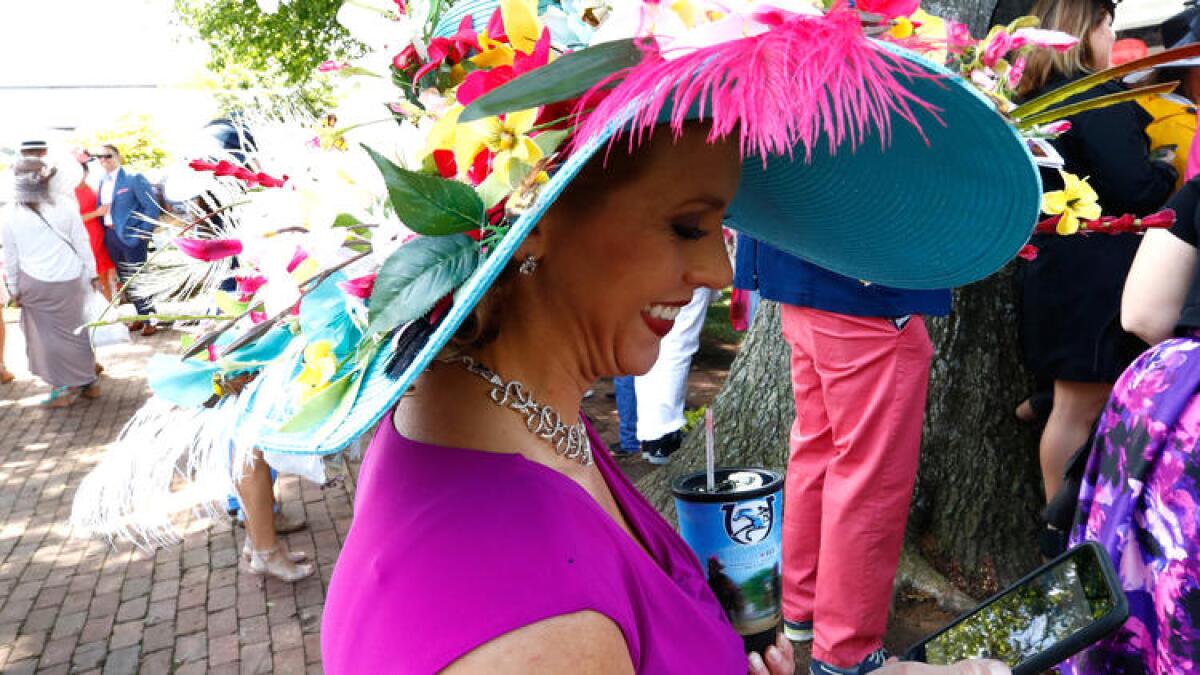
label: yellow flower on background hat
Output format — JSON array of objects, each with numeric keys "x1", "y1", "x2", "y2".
[{"x1": 1042, "y1": 171, "x2": 1101, "y2": 235}]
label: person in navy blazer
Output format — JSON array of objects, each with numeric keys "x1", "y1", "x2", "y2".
[{"x1": 94, "y1": 144, "x2": 161, "y2": 336}]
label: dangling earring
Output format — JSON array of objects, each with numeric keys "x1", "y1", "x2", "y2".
[{"x1": 518, "y1": 255, "x2": 539, "y2": 276}]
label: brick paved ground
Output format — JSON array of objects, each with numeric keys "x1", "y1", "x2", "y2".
[{"x1": 0, "y1": 309, "x2": 351, "y2": 674}]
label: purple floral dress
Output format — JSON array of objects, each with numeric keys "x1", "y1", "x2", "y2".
[{"x1": 1064, "y1": 334, "x2": 1200, "y2": 674}]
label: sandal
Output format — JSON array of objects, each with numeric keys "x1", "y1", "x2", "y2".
[
  {"x1": 241, "y1": 537, "x2": 308, "y2": 565},
  {"x1": 44, "y1": 386, "x2": 81, "y2": 408},
  {"x1": 244, "y1": 542, "x2": 315, "y2": 583}
]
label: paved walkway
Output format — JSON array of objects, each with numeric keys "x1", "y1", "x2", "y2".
[{"x1": 0, "y1": 310, "x2": 350, "y2": 674}]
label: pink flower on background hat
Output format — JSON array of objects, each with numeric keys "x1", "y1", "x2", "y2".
[
  {"x1": 1008, "y1": 55, "x2": 1027, "y2": 89},
  {"x1": 175, "y1": 237, "x2": 244, "y2": 261},
  {"x1": 982, "y1": 29, "x2": 1012, "y2": 68},
  {"x1": 1041, "y1": 120, "x2": 1072, "y2": 136},
  {"x1": 946, "y1": 21, "x2": 973, "y2": 52},
  {"x1": 1011, "y1": 27, "x2": 1079, "y2": 52},
  {"x1": 856, "y1": 0, "x2": 918, "y2": 19}
]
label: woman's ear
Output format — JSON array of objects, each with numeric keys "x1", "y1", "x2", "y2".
[{"x1": 514, "y1": 223, "x2": 546, "y2": 261}]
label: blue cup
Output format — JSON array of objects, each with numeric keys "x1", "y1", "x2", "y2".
[{"x1": 673, "y1": 468, "x2": 784, "y2": 655}]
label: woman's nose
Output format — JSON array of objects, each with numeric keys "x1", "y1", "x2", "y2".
[{"x1": 686, "y1": 233, "x2": 734, "y2": 290}]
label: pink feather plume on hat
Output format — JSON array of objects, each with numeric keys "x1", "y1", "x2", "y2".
[{"x1": 573, "y1": 6, "x2": 945, "y2": 164}]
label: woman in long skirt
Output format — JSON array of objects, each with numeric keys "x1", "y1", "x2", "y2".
[{"x1": 1, "y1": 158, "x2": 99, "y2": 407}]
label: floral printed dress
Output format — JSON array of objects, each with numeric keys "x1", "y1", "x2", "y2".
[{"x1": 1064, "y1": 334, "x2": 1200, "y2": 674}]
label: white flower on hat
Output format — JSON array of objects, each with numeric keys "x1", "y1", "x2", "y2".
[{"x1": 337, "y1": 0, "x2": 429, "y2": 56}]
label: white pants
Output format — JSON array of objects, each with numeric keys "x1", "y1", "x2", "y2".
[{"x1": 634, "y1": 287, "x2": 714, "y2": 441}]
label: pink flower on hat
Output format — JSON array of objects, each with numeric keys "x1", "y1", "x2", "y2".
[
  {"x1": 175, "y1": 237, "x2": 244, "y2": 262},
  {"x1": 856, "y1": 0, "x2": 919, "y2": 19}
]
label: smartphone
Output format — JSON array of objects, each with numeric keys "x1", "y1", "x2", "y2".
[{"x1": 903, "y1": 542, "x2": 1128, "y2": 675}]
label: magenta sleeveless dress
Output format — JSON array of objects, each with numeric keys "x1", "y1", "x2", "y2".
[{"x1": 321, "y1": 416, "x2": 747, "y2": 673}]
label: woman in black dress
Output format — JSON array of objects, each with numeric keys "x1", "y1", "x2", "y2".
[{"x1": 1017, "y1": 0, "x2": 1177, "y2": 504}]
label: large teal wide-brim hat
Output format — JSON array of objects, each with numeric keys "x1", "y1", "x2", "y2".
[{"x1": 257, "y1": 1, "x2": 1040, "y2": 454}]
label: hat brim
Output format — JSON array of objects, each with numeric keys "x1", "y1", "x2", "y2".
[
  {"x1": 258, "y1": 42, "x2": 1040, "y2": 454},
  {"x1": 730, "y1": 41, "x2": 1040, "y2": 289}
]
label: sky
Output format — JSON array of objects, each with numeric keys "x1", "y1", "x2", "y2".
[{"x1": 0, "y1": 0, "x2": 214, "y2": 149}]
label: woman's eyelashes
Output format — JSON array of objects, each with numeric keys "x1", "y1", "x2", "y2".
[{"x1": 671, "y1": 219, "x2": 708, "y2": 240}]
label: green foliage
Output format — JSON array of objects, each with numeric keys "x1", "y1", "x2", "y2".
[
  {"x1": 460, "y1": 38, "x2": 644, "y2": 122},
  {"x1": 70, "y1": 112, "x2": 172, "y2": 171},
  {"x1": 367, "y1": 233, "x2": 479, "y2": 336},
  {"x1": 176, "y1": 0, "x2": 363, "y2": 113},
  {"x1": 365, "y1": 146, "x2": 486, "y2": 236},
  {"x1": 683, "y1": 406, "x2": 708, "y2": 433},
  {"x1": 276, "y1": 370, "x2": 361, "y2": 433}
]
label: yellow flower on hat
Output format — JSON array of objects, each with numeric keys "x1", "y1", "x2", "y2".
[
  {"x1": 1042, "y1": 171, "x2": 1101, "y2": 235},
  {"x1": 472, "y1": 30, "x2": 518, "y2": 69},
  {"x1": 297, "y1": 339, "x2": 339, "y2": 402},
  {"x1": 453, "y1": 108, "x2": 544, "y2": 185},
  {"x1": 472, "y1": 0, "x2": 541, "y2": 68},
  {"x1": 501, "y1": 0, "x2": 541, "y2": 53}
]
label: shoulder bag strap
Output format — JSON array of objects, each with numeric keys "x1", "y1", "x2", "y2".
[{"x1": 31, "y1": 208, "x2": 86, "y2": 271}]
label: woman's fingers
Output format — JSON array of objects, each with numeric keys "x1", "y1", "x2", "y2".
[
  {"x1": 748, "y1": 651, "x2": 768, "y2": 675},
  {"x1": 952, "y1": 660, "x2": 1011, "y2": 675},
  {"x1": 764, "y1": 644, "x2": 794, "y2": 674},
  {"x1": 880, "y1": 659, "x2": 1011, "y2": 674}
]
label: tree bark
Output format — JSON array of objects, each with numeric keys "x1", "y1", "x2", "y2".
[{"x1": 911, "y1": 267, "x2": 1044, "y2": 595}]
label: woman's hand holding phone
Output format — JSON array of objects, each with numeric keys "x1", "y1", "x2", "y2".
[{"x1": 747, "y1": 633, "x2": 795, "y2": 675}]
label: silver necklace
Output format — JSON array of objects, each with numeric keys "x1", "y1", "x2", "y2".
[{"x1": 451, "y1": 356, "x2": 594, "y2": 466}]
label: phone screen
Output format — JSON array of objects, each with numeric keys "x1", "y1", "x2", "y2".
[{"x1": 920, "y1": 545, "x2": 1118, "y2": 666}]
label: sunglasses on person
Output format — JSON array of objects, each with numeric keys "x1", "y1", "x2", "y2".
[{"x1": 93, "y1": 154, "x2": 115, "y2": 160}]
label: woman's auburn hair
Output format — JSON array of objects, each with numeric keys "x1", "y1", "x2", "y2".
[{"x1": 1019, "y1": 0, "x2": 1116, "y2": 97}]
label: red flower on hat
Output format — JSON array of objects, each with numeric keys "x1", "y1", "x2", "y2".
[
  {"x1": 189, "y1": 159, "x2": 220, "y2": 172},
  {"x1": 1138, "y1": 210, "x2": 1176, "y2": 229},
  {"x1": 403, "y1": 16, "x2": 480, "y2": 83},
  {"x1": 455, "y1": 28, "x2": 551, "y2": 106}
]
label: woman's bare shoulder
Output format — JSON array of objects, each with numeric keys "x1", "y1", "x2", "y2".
[{"x1": 441, "y1": 610, "x2": 634, "y2": 675}]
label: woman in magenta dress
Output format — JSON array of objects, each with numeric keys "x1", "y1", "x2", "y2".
[
  {"x1": 314, "y1": 1, "x2": 1039, "y2": 673},
  {"x1": 74, "y1": 161, "x2": 116, "y2": 300}
]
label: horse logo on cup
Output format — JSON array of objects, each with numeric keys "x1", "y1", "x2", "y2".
[{"x1": 721, "y1": 496, "x2": 775, "y2": 545}]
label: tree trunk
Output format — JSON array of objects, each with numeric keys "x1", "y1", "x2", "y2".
[
  {"x1": 922, "y1": 0, "x2": 996, "y2": 35},
  {"x1": 911, "y1": 267, "x2": 1044, "y2": 595}
]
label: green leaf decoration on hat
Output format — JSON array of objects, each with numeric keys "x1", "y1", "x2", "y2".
[
  {"x1": 1011, "y1": 43, "x2": 1200, "y2": 125},
  {"x1": 459, "y1": 38, "x2": 643, "y2": 123},
  {"x1": 276, "y1": 370, "x2": 362, "y2": 434},
  {"x1": 365, "y1": 146, "x2": 486, "y2": 236},
  {"x1": 367, "y1": 233, "x2": 479, "y2": 337}
]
